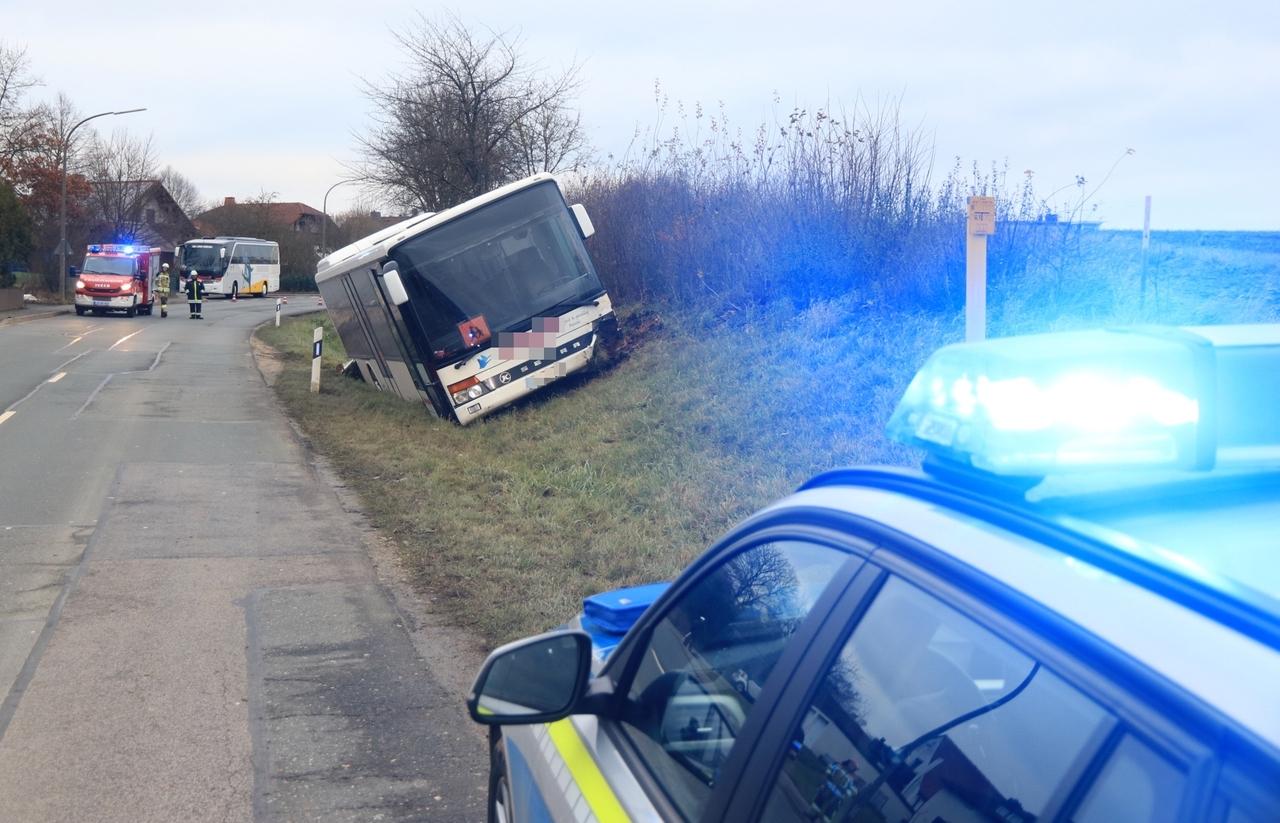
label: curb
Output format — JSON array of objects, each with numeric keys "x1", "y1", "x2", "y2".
[{"x1": 0, "y1": 307, "x2": 73, "y2": 328}]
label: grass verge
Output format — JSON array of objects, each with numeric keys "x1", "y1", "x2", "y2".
[
  {"x1": 256, "y1": 233, "x2": 1278, "y2": 647},
  {"x1": 256, "y1": 301, "x2": 934, "y2": 645}
]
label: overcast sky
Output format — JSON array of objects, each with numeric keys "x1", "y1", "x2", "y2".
[{"x1": 6, "y1": 0, "x2": 1278, "y2": 229}]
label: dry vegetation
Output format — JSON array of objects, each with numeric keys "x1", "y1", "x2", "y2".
[{"x1": 258, "y1": 98, "x2": 1280, "y2": 646}]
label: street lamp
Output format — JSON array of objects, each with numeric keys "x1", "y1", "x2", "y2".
[
  {"x1": 58, "y1": 107, "x2": 146, "y2": 304},
  {"x1": 321, "y1": 178, "x2": 357, "y2": 258}
]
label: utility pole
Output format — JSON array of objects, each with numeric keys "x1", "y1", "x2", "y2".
[{"x1": 58, "y1": 108, "x2": 146, "y2": 304}]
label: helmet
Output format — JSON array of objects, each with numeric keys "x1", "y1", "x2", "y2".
[{"x1": 162, "y1": 263, "x2": 169, "y2": 270}]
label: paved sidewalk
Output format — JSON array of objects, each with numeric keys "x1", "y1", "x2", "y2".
[{"x1": 0, "y1": 302, "x2": 72, "y2": 328}]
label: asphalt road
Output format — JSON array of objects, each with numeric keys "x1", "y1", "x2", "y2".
[{"x1": 0, "y1": 297, "x2": 486, "y2": 821}]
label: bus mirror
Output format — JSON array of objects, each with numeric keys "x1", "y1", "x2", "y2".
[
  {"x1": 571, "y1": 204, "x2": 595, "y2": 239},
  {"x1": 219, "y1": 248, "x2": 226, "y2": 258},
  {"x1": 381, "y1": 263, "x2": 410, "y2": 306}
]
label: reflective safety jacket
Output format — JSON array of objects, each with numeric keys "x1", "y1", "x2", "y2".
[
  {"x1": 156, "y1": 271, "x2": 170, "y2": 293},
  {"x1": 185, "y1": 278, "x2": 205, "y2": 302}
]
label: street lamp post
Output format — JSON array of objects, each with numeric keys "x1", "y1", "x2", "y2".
[
  {"x1": 58, "y1": 107, "x2": 146, "y2": 304},
  {"x1": 321, "y1": 179, "x2": 356, "y2": 258}
]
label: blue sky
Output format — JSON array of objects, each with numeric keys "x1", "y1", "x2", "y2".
[{"x1": 6, "y1": 0, "x2": 1278, "y2": 229}]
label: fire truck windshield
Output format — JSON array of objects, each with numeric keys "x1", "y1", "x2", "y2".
[{"x1": 81, "y1": 257, "x2": 136, "y2": 276}]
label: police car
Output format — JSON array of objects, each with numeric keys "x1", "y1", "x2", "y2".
[{"x1": 467, "y1": 324, "x2": 1280, "y2": 823}]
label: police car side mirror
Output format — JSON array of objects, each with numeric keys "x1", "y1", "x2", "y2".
[{"x1": 467, "y1": 630, "x2": 592, "y2": 725}]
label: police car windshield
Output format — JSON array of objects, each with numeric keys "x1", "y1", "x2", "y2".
[
  {"x1": 388, "y1": 182, "x2": 604, "y2": 361},
  {"x1": 81, "y1": 257, "x2": 134, "y2": 276}
]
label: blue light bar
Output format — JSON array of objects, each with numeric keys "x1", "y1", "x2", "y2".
[{"x1": 888, "y1": 326, "x2": 1280, "y2": 477}]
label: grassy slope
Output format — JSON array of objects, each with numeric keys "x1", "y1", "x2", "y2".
[{"x1": 257, "y1": 231, "x2": 1280, "y2": 646}]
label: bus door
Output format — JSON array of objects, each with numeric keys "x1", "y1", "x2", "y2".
[
  {"x1": 345, "y1": 267, "x2": 423, "y2": 405},
  {"x1": 370, "y1": 269, "x2": 451, "y2": 416}
]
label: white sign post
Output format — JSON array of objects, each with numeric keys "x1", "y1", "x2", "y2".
[
  {"x1": 966, "y1": 196, "x2": 996, "y2": 342},
  {"x1": 275, "y1": 297, "x2": 282, "y2": 327},
  {"x1": 310, "y1": 326, "x2": 323, "y2": 394}
]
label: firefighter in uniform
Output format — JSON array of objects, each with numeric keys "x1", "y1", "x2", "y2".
[
  {"x1": 186, "y1": 271, "x2": 205, "y2": 319},
  {"x1": 155, "y1": 263, "x2": 171, "y2": 317}
]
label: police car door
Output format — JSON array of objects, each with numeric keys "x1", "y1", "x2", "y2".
[{"x1": 528, "y1": 532, "x2": 869, "y2": 820}]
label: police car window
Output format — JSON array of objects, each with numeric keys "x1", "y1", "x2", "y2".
[
  {"x1": 1072, "y1": 735, "x2": 1185, "y2": 823},
  {"x1": 760, "y1": 576, "x2": 1113, "y2": 823},
  {"x1": 619, "y1": 540, "x2": 850, "y2": 820}
]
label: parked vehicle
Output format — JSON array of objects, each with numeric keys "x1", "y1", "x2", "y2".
[
  {"x1": 315, "y1": 173, "x2": 616, "y2": 425},
  {"x1": 469, "y1": 324, "x2": 1280, "y2": 822},
  {"x1": 178, "y1": 236, "x2": 280, "y2": 299},
  {"x1": 73, "y1": 243, "x2": 165, "y2": 317}
]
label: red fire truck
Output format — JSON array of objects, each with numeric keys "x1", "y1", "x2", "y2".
[{"x1": 73, "y1": 244, "x2": 166, "y2": 317}]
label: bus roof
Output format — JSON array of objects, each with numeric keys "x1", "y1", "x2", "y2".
[
  {"x1": 315, "y1": 172, "x2": 560, "y2": 284},
  {"x1": 183, "y1": 236, "x2": 275, "y2": 245}
]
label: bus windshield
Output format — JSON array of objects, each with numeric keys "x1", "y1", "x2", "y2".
[
  {"x1": 389, "y1": 182, "x2": 604, "y2": 361},
  {"x1": 181, "y1": 244, "x2": 228, "y2": 274},
  {"x1": 81, "y1": 257, "x2": 135, "y2": 276}
]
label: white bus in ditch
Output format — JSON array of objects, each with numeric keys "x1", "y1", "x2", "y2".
[
  {"x1": 177, "y1": 236, "x2": 280, "y2": 298},
  {"x1": 315, "y1": 173, "x2": 617, "y2": 425}
]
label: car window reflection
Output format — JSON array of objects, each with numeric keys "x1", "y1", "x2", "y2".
[{"x1": 620, "y1": 541, "x2": 852, "y2": 819}]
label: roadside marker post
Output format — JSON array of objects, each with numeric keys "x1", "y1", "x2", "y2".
[
  {"x1": 966, "y1": 196, "x2": 996, "y2": 342},
  {"x1": 275, "y1": 298, "x2": 282, "y2": 328},
  {"x1": 311, "y1": 327, "x2": 323, "y2": 393}
]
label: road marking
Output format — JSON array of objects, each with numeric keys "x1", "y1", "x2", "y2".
[
  {"x1": 52, "y1": 350, "x2": 92, "y2": 373},
  {"x1": 54, "y1": 335, "x2": 85, "y2": 353},
  {"x1": 73, "y1": 376, "x2": 113, "y2": 419},
  {"x1": 47, "y1": 372, "x2": 66, "y2": 384},
  {"x1": 108, "y1": 329, "x2": 144, "y2": 351},
  {"x1": 0, "y1": 411, "x2": 14, "y2": 426},
  {"x1": 70, "y1": 341, "x2": 169, "y2": 420}
]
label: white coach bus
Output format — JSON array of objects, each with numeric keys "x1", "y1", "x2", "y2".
[
  {"x1": 178, "y1": 236, "x2": 280, "y2": 298},
  {"x1": 315, "y1": 173, "x2": 617, "y2": 425}
]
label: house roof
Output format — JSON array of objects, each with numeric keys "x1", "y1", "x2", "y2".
[{"x1": 195, "y1": 200, "x2": 327, "y2": 225}]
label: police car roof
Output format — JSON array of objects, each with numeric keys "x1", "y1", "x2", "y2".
[{"x1": 781, "y1": 465, "x2": 1280, "y2": 752}]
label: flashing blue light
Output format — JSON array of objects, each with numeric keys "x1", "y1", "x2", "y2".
[
  {"x1": 888, "y1": 326, "x2": 1280, "y2": 477},
  {"x1": 122, "y1": 245, "x2": 134, "y2": 254}
]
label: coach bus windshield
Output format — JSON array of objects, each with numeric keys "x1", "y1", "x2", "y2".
[
  {"x1": 388, "y1": 181, "x2": 604, "y2": 362},
  {"x1": 180, "y1": 243, "x2": 228, "y2": 274}
]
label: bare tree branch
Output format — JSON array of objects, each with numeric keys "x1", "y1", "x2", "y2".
[{"x1": 356, "y1": 12, "x2": 587, "y2": 210}]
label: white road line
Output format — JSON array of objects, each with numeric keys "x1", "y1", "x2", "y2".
[
  {"x1": 69, "y1": 341, "x2": 169, "y2": 420},
  {"x1": 54, "y1": 335, "x2": 84, "y2": 353},
  {"x1": 48, "y1": 372, "x2": 66, "y2": 384},
  {"x1": 0, "y1": 411, "x2": 14, "y2": 426},
  {"x1": 73, "y1": 375, "x2": 113, "y2": 420},
  {"x1": 108, "y1": 329, "x2": 144, "y2": 351},
  {"x1": 52, "y1": 350, "x2": 92, "y2": 373}
]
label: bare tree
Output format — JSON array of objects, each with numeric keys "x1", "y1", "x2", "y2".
[
  {"x1": 83, "y1": 129, "x2": 158, "y2": 242},
  {"x1": 157, "y1": 165, "x2": 203, "y2": 219},
  {"x1": 0, "y1": 42, "x2": 42, "y2": 173},
  {"x1": 358, "y1": 13, "x2": 586, "y2": 211}
]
